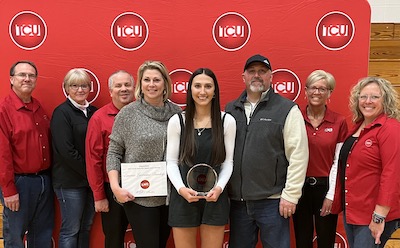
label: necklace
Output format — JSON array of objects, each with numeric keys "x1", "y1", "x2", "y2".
[{"x1": 195, "y1": 118, "x2": 211, "y2": 136}]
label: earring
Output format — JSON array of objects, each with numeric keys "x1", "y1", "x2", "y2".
[{"x1": 163, "y1": 90, "x2": 167, "y2": 95}]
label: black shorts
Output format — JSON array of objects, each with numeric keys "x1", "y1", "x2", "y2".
[{"x1": 168, "y1": 187, "x2": 229, "y2": 227}]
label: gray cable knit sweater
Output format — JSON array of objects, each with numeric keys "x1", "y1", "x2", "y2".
[{"x1": 106, "y1": 99, "x2": 181, "y2": 207}]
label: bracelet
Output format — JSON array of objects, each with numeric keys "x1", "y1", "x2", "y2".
[{"x1": 372, "y1": 211, "x2": 386, "y2": 224}]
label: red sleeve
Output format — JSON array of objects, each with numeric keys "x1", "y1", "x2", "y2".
[
  {"x1": 376, "y1": 119, "x2": 400, "y2": 207},
  {"x1": 85, "y1": 114, "x2": 107, "y2": 201},
  {"x1": 0, "y1": 106, "x2": 17, "y2": 196}
]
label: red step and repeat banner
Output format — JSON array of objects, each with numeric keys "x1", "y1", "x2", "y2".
[{"x1": 1, "y1": 0, "x2": 370, "y2": 247}]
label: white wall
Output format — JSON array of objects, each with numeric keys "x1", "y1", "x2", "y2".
[{"x1": 368, "y1": 0, "x2": 400, "y2": 23}]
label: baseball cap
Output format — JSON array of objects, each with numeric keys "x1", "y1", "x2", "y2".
[{"x1": 244, "y1": 54, "x2": 272, "y2": 71}]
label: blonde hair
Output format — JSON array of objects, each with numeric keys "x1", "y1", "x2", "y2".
[
  {"x1": 349, "y1": 76, "x2": 400, "y2": 122},
  {"x1": 305, "y1": 69, "x2": 336, "y2": 91},
  {"x1": 134, "y1": 61, "x2": 172, "y2": 102},
  {"x1": 63, "y1": 68, "x2": 91, "y2": 91}
]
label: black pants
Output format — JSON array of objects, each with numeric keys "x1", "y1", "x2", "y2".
[
  {"x1": 124, "y1": 201, "x2": 171, "y2": 248},
  {"x1": 293, "y1": 178, "x2": 338, "y2": 248},
  {"x1": 101, "y1": 183, "x2": 130, "y2": 248}
]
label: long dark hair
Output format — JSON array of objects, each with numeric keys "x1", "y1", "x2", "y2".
[{"x1": 179, "y1": 68, "x2": 226, "y2": 167}]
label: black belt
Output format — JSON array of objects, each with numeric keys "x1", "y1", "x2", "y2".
[
  {"x1": 15, "y1": 169, "x2": 50, "y2": 177},
  {"x1": 305, "y1": 177, "x2": 328, "y2": 186}
]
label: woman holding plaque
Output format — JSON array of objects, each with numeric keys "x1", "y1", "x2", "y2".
[
  {"x1": 107, "y1": 61, "x2": 181, "y2": 248},
  {"x1": 166, "y1": 68, "x2": 236, "y2": 248}
]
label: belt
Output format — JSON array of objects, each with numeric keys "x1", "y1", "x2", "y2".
[
  {"x1": 15, "y1": 169, "x2": 50, "y2": 177},
  {"x1": 305, "y1": 177, "x2": 328, "y2": 186}
]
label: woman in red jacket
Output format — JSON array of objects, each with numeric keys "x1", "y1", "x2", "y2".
[{"x1": 332, "y1": 77, "x2": 400, "y2": 248}]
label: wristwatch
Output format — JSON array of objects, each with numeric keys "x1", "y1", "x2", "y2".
[{"x1": 372, "y1": 212, "x2": 386, "y2": 224}]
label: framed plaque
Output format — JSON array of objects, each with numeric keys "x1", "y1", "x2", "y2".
[{"x1": 121, "y1": 161, "x2": 167, "y2": 197}]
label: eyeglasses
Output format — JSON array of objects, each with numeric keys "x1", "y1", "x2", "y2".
[
  {"x1": 70, "y1": 84, "x2": 90, "y2": 91},
  {"x1": 358, "y1": 95, "x2": 381, "y2": 102},
  {"x1": 14, "y1": 73, "x2": 37, "y2": 79},
  {"x1": 246, "y1": 69, "x2": 268, "y2": 76},
  {"x1": 306, "y1": 86, "x2": 329, "y2": 94}
]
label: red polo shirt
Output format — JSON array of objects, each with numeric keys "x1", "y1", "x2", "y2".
[
  {"x1": 85, "y1": 102, "x2": 119, "y2": 201},
  {"x1": 0, "y1": 90, "x2": 51, "y2": 197},
  {"x1": 333, "y1": 114, "x2": 400, "y2": 224},
  {"x1": 302, "y1": 106, "x2": 348, "y2": 177}
]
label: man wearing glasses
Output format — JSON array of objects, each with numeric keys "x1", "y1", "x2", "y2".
[{"x1": 0, "y1": 61, "x2": 54, "y2": 247}]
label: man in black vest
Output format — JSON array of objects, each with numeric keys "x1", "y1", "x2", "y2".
[{"x1": 226, "y1": 54, "x2": 309, "y2": 248}]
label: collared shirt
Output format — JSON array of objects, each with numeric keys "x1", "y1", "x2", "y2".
[
  {"x1": 302, "y1": 106, "x2": 348, "y2": 177},
  {"x1": 334, "y1": 114, "x2": 400, "y2": 224},
  {"x1": 0, "y1": 90, "x2": 51, "y2": 196},
  {"x1": 85, "y1": 102, "x2": 119, "y2": 201}
]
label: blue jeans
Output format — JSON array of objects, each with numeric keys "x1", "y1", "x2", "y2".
[
  {"x1": 344, "y1": 214, "x2": 400, "y2": 248},
  {"x1": 0, "y1": 174, "x2": 54, "y2": 248},
  {"x1": 54, "y1": 187, "x2": 95, "y2": 248},
  {"x1": 229, "y1": 199, "x2": 290, "y2": 248}
]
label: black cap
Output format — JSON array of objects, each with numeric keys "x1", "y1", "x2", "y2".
[{"x1": 244, "y1": 54, "x2": 272, "y2": 71}]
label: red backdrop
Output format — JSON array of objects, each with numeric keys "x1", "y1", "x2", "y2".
[{"x1": 0, "y1": 0, "x2": 370, "y2": 247}]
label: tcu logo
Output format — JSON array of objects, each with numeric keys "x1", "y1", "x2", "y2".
[
  {"x1": 125, "y1": 241, "x2": 137, "y2": 248},
  {"x1": 272, "y1": 69, "x2": 301, "y2": 101},
  {"x1": 322, "y1": 25, "x2": 349, "y2": 37},
  {"x1": 116, "y1": 25, "x2": 143, "y2": 38},
  {"x1": 197, "y1": 174, "x2": 207, "y2": 185},
  {"x1": 212, "y1": 12, "x2": 251, "y2": 51},
  {"x1": 124, "y1": 229, "x2": 136, "y2": 248},
  {"x1": 15, "y1": 24, "x2": 41, "y2": 36},
  {"x1": 140, "y1": 180, "x2": 150, "y2": 189},
  {"x1": 9, "y1": 11, "x2": 47, "y2": 50},
  {"x1": 364, "y1": 139, "x2": 373, "y2": 148},
  {"x1": 111, "y1": 12, "x2": 149, "y2": 51},
  {"x1": 219, "y1": 25, "x2": 245, "y2": 38},
  {"x1": 313, "y1": 232, "x2": 348, "y2": 248},
  {"x1": 62, "y1": 68, "x2": 100, "y2": 104},
  {"x1": 169, "y1": 69, "x2": 192, "y2": 108},
  {"x1": 316, "y1": 11, "x2": 355, "y2": 51}
]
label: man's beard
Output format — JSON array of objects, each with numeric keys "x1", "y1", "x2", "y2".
[{"x1": 249, "y1": 83, "x2": 265, "y2": 93}]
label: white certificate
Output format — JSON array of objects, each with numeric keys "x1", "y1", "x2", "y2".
[{"x1": 121, "y1": 161, "x2": 167, "y2": 197}]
